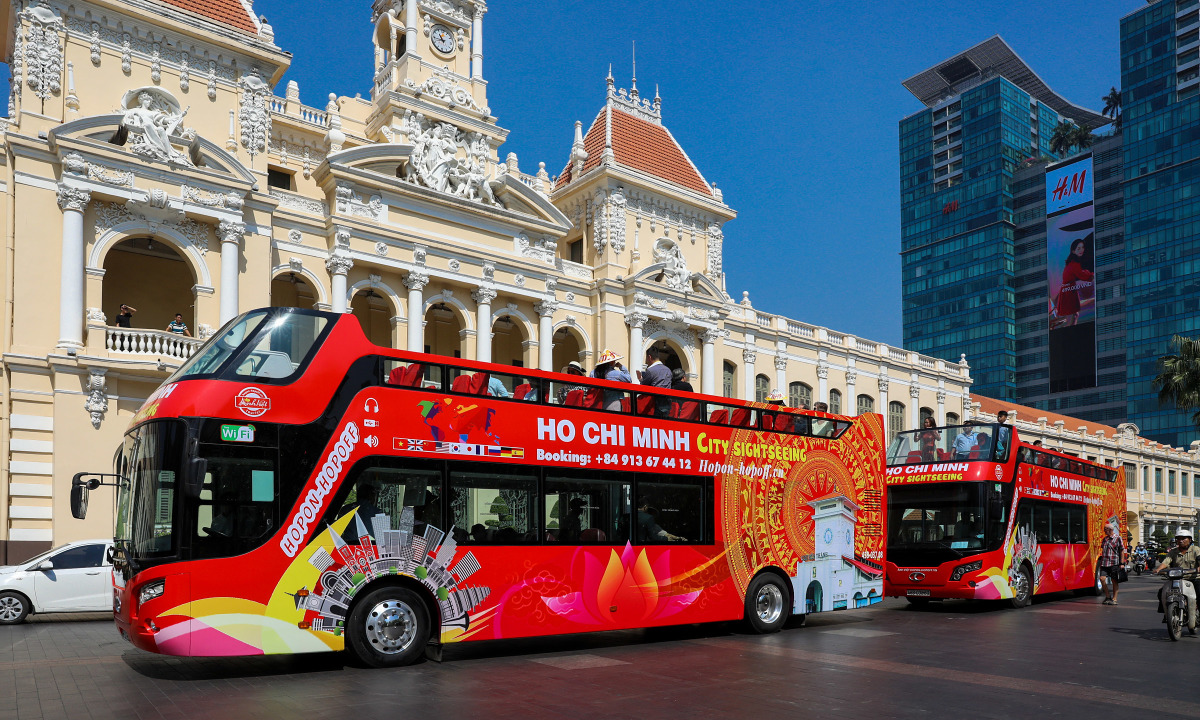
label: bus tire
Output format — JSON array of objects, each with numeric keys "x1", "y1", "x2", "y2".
[
  {"x1": 1009, "y1": 565, "x2": 1032, "y2": 609},
  {"x1": 744, "y1": 573, "x2": 790, "y2": 634},
  {"x1": 346, "y1": 586, "x2": 431, "y2": 668},
  {"x1": 0, "y1": 591, "x2": 30, "y2": 624}
]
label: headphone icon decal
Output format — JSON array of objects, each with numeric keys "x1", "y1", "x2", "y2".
[{"x1": 363, "y1": 398, "x2": 379, "y2": 413}]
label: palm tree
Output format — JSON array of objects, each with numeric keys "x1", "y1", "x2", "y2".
[
  {"x1": 1049, "y1": 121, "x2": 1075, "y2": 156},
  {"x1": 1153, "y1": 335, "x2": 1200, "y2": 427},
  {"x1": 1102, "y1": 86, "x2": 1122, "y2": 131},
  {"x1": 1071, "y1": 124, "x2": 1096, "y2": 151}
]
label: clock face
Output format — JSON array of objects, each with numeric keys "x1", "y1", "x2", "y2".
[
  {"x1": 431, "y1": 25, "x2": 455, "y2": 54},
  {"x1": 823, "y1": 528, "x2": 833, "y2": 545}
]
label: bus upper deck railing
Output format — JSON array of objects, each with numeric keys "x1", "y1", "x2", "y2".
[{"x1": 373, "y1": 357, "x2": 854, "y2": 440}]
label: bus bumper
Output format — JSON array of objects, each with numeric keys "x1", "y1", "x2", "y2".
[
  {"x1": 113, "y1": 572, "x2": 190, "y2": 655},
  {"x1": 885, "y1": 560, "x2": 989, "y2": 600}
]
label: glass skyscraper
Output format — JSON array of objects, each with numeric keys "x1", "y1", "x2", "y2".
[
  {"x1": 1122, "y1": 0, "x2": 1200, "y2": 447},
  {"x1": 900, "y1": 37, "x2": 1108, "y2": 402}
]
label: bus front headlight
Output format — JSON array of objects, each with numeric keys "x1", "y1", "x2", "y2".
[{"x1": 138, "y1": 579, "x2": 164, "y2": 607}]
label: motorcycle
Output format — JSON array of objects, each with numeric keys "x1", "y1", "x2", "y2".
[
  {"x1": 1162, "y1": 568, "x2": 1198, "y2": 641},
  {"x1": 1134, "y1": 557, "x2": 1147, "y2": 575}
]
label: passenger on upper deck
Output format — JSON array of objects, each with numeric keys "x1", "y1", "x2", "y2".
[{"x1": 952, "y1": 422, "x2": 981, "y2": 460}]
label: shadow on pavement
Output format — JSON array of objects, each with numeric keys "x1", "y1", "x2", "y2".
[
  {"x1": 122, "y1": 648, "x2": 348, "y2": 680},
  {"x1": 1109, "y1": 625, "x2": 1197, "y2": 643}
]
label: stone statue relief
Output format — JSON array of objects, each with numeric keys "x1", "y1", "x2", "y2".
[
  {"x1": 653, "y1": 237, "x2": 694, "y2": 290},
  {"x1": 400, "y1": 110, "x2": 502, "y2": 207},
  {"x1": 119, "y1": 87, "x2": 193, "y2": 166}
]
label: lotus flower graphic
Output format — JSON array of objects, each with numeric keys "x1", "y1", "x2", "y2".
[{"x1": 542, "y1": 543, "x2": 700, "y2": 625}]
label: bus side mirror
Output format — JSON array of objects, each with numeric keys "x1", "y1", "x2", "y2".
[
  {"x1": 183, "y1": 457, "x2": 208, "y2": 499},
  {"x1": 70, "y1": 473, "x2": 101, "y2": 520}
]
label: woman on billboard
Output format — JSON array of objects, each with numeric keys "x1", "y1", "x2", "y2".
[{"x1": 1054, "y1": 237, "x2": 1094, "y2": 327}]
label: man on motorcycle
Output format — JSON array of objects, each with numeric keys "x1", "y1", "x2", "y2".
[{"x1": 1155, "y1": 530, "x2": 1200, "y2": 612}]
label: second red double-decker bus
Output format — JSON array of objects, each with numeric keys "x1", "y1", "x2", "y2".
[
  {"x1": 883, "y1": 422, "x2": 1126, "y2": 607},
  {"x1": 73, "y1": 307, "x2": 889, "y2": 666}
]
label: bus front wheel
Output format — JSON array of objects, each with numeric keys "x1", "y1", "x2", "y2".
[
  {"x1": 744, "y1": 573, "x2": 790, "y2": 633},
  {"x1": 346, "y1": 586, "x2": 431, "y2": 668},
  {"x1": 1009, "y1": 566, "x2": 1032, "y2": 609}
]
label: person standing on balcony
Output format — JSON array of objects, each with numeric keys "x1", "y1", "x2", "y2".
[
  {"x1": 115, "y1": 304, "x2": 137, "y2": 328},
  {"x1": 165, "y1": 313, "x2": 192, "y2": 337}
]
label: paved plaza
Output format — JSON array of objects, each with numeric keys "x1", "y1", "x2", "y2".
[{"x1": 0, "y1": 574, "x2": 1191, "y2": 720}]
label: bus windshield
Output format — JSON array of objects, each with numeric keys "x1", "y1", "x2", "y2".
[
  {"x1": 114, "y1": 420, "x2": 185, "y2": 561},
  {"x1": 887, "y1": 423, "x2": 1011, "y2": 465},
  {"x1": 887, "y1": 482, "x2": 1012, "y2": 557},
  {"x1": 166, "y1": 308, "x2": 330, "y2": 384}
]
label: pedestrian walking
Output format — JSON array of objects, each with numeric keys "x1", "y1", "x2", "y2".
[{"x1": 1099, "y1": 522, "x2": 1127, "y2": 605}]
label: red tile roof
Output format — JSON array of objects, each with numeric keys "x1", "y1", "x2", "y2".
[
  {"x1": 971, "y1": 395, "x2": 1119, "y2": 440},
  {"x1": 556, "y1": 105, "x2": 713, "y2": 197},
  {"x1": 155, "y1": 0, "x2": 259, "y2": 34}
]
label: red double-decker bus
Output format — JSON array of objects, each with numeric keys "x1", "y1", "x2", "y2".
[
  {"x1": 72, "y1": 307, "x2": 888, "y2": 667},
  {"x1": 883, "y1": 422, "x2": 1126, "y2": 607}
]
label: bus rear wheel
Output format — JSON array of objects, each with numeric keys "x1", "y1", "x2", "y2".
[
  {"x1": 346, "y1": 586, "x2": 430, "y2": 668},
  {"x1": 744, "y1": 573, "x2": 790, "y2": 634}
]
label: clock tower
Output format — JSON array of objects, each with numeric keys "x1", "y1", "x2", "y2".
[{"x1": 366, "y1": 0, "x2": 505, "y2": 156}]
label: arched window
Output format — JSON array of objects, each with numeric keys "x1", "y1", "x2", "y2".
[
  {"x1": 789, "y1": 382, "x2": 812, "y2": 409},
  {"x1": 755, "y1": 375, "x2": 770, "y2": 402},
  {"x1": 920, "y1": 407, "x2": 934, "y2": 425},
  {"x1": 946, "y1": 412, "x2": 960, "y2": 426},
  {"x1": 857, "y1": 394, "x2": 875, "y2": 416},
  {"x1": 722, "y1": 361, "x2": 736, "y2": 398},
  {"x1": 888, "y1": 401, "x2": 906, "y2": 439},
  {"x1": 829, "y1": 389, "x2": 842, "y2": 414}
]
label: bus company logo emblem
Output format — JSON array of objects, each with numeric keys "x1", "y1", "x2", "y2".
[
  {"x1": 220, "y1": 424, "x2": 255, "y2": 443},
  {"x1": 995, "y1": 465, "x2": 1003, "y2": 481},
  {"x1": 909, "y1": 572, "x2": 926, "y2": 582},
  {"x1": 280, "y1": 421, "x2": 360, "y2": 557},
  {"x1": 234, "y1": 387, "x2": 271, "y2": 417}
]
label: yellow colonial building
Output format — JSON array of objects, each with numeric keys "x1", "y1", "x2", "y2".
[{"x1": 0, "y1": 0, "x2": 972, "y2": 562}]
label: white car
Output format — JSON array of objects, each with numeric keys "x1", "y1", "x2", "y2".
[{"x1": 0, "y1": 539, "x2": 113, "y2": 624}]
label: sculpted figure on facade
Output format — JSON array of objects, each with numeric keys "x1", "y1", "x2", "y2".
[
  {"x1": 239, "y1": 69, "x2": 271, "y2": 159},
  {"x1": 402, "y1": 113, "x2": 500, "y2": 205},
  {"x1": 706, "y1": 222, "x2": 724, "y2": 280},
  {"x1": 120, "y1": 88, "x2": 192, "y2": 166},
  {"x1": 653, "y1": 237, "x2": 693, "y2": 290},
  {"x1": 20, "y1": 1, "x2": 64, "y2": 105}
]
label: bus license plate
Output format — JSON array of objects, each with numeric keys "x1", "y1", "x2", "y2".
[{"x1": 907, "y1": 589, "x2": 931, "y2": 597}]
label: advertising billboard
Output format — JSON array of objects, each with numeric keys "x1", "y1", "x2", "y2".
[{"x1": 1045, "y1": 154, "x2": 1096, "y2": 392}]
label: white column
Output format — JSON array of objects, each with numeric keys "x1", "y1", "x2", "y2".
[
  {"x1": 404, "y1": 271, "x2": 429, "y2": 353},
  {"x1": 742, "y1": 348, "x2": 757, "y2": 400},
  {"x1": 326, "y1": 252, "x2": 353, "y2": 313},
  {"x1": 405, "y1": 0, "x2": 418, "y2": 53},
  {"x1": 471, "y1": 6, "x2": 485, "y2": 78},
  {"x1": 845, "y1": 369, "x2": 857, "y2": 414},
  {"x1": 626, "y1": 311, "x2": 648, "y2": 372},
  {"x1": 535, "y1": 300, "x2": 557, "y2": 371},
  {"x1": 774, "y1": 355, "x2": 787, "y2": 396},
  {"x1": 217, "y1": 221, "x2": 245, "y2": 324},
  {"x1": 472, "y1": 287, "x2": 496, "y2": 363},
  {"x1": 701, "y1": 329, "x2": 719, "y2": 396},
  {"x1": 910, "y1": 382, "x2": 921, "y2": 429},
  {"x1": 56, "y1": 184, "x2": 90, "y2": 349},
  {"x1": 816, "y1": 359, "x2": 829, "y2": 405},
  {"x1": 936, "y1": 389, "x2": 947, "y2": 425},
  {"x1": 878, "y1": 376, "x2": 890, "y2": 422}
]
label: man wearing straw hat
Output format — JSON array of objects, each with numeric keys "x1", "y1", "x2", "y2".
[{"x1": 593, "y1": 349, "x2": 631, "y2": 410}]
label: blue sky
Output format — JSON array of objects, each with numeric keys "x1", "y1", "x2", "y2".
[{"x1": 223, "y1": 2, "x2": 1139, "y2": 343}]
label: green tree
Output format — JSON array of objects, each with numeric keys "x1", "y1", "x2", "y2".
[
  {"x1": 1049, "y1": 120, "x2": 1075, "y2": 156},
  {"x1": 1102, "y1": 86, "x2": 1122, "y2": 131},
  {"x1": 1071, "y1": 124, "x2": 1096, "y2": 151},
  {"x1": 1153, "y1": 334, "x2": 1200, "y2": 427}
]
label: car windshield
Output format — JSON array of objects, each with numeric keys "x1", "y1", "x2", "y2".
[
  {"x1": 887, "y1": 423, "x2": 1011, "y2": 465},
  {"x1": 230, "y1": 312, "x2": 329, "y2": 380},
  {"x1": 114, "y1": 421, "x2": 185, "y2": 559},
  {"x1": 167, "y1": 310, "x2": 269, "y2": 381}
]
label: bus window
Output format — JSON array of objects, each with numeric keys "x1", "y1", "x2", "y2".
[
  {"x1": 1051, "y1": 505, "x2": 1069, "y2": 544},
  {"x1": 449, "y1": 464, "x2": 537, "y2": 544},
  {"x1": 234, "y1": 313, "x2": 329, "y2": 381},
  {"x1": 636, "y1": 475, "x2": 711, "y2": 545},
  {"x1": 1033, "y1": 504, "x2": 1051, "y2": 543},
  {"x1": 192, "y1": 444, "x2": 277, "y2": 559},
  {"x1": 1069, "y1": 507, "x2": 1087, "y2": 544},
  {"x1": 337, "y1": 465, "x2": 442, "y2": 542},
  {"x1": 544, "y1": 470, "x2": 631, "y2": 544}
]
